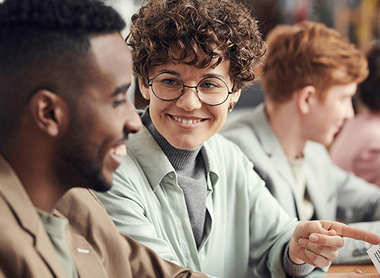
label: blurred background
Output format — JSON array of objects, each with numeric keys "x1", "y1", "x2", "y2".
[
  {"x1": 0, "y1": 0, "x2": 377, "y2": 111},
  {"x1": 103, "y1": 0, "x2": 380, "y2": 114}
]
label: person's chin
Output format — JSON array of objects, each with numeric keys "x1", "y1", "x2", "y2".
[
  {"x1": 332, "y1": 127, "x2": 343, "y2": 141},
  {"x1": 324, "y1": 134, "x2": 335, "y2": 147},
  {"x1": 88, "y1": 170, "x2": 113, "y2": 192},
  {"x1": 92, "y1": 180, "x2": 112, "y2": 192}
]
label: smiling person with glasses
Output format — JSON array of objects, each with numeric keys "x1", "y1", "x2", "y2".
[{"x1": 94, "y1": 0, "x2": 380, "y2": 277}]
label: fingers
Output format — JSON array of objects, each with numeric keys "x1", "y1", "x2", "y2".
[
  {"x1": 301, "y1": 233, "x2": 345, "y2": 249},
  {"x1": 291, "y1": 220, "x2": 380, "y2": 269},
  {"x1": 299, "y1": 236, "x2": 342, "y2": 255},
  {"x1": 294, "y1": 221, "x2": 335, "y2": 241},
  {"x1": 302, "y1": 247, "x2": 337, "y2": 267},
  {"x1": 298, "y1": 236, "x2": 341, "y2": 266},
  {"x1": 320, "y1": 221, "x2": 380, "y2": 245}
]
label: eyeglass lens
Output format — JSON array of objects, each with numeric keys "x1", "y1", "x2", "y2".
[{"x1": 150, "y1": 72, "x2": 230, "y2": 105}]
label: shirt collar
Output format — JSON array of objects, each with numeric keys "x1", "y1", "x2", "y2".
[
  {"x1": 201, "y1": 139, "x2": 219, "y2": 191},
  {"x1": 127, "y1": 123, "x2": 220, "y2": 192},
  {"x1": 128, "y1": 126, "x2": 175, "y2": 191}
]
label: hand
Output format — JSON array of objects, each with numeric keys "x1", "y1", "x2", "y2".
[{"x1": 289, "y1": 220, "x2": 380, "y2": 267}]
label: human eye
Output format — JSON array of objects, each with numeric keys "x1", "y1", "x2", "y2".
[
  {"x1": 112, "y1": 94, "x2": 127, "y2": 107},
  {"x1": 162, "y1": 78, "x2": 179, "y2": 86},
  {"x1": 201, "y1": 81, "x2": 217, "y2": 89},
  {"x1": 155, "y1": 74, "x2": 182, "y2": 91},
  {"x1": 199, "y1": 78, "x2": 224, "y2": 92},
  {"x1": 158, "y1": 76, "x2": 182, "y2": 87}
]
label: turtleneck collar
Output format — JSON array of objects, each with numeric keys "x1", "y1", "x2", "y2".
[{"x1": 141, "y1": 107, "x2": 203, "y2": 172}]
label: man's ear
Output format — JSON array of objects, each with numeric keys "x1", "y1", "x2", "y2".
[
  {"x1": 297, "y1": 85, "x2": 317, "y2": 114},
  {"x1": 139, "y1": 80, "x2": 150, "y2": 100},
  {"x1": 29, "y1": 89, "x2": 68, "y2": 137}
]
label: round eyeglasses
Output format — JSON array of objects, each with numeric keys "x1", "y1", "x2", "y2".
[{"x1": 147, "y1": 72, "x2": 234, "y2": 106}]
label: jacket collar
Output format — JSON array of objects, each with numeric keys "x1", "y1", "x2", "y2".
[
  {"x1": 0, "y1": 155, "x2": 67, "y2": 277},
  {"x1": 0, "y1": 155, "x2": 40, "y2": 234},
  {"x1": 128, "y1": 126, "x2": 175, "y2": 191},
  {"x1": 249, "y1": 104, "x2": 297, "y2": 190},
  {"x1": 127, "y1": 124, "x2": 218, "y2": 192}
]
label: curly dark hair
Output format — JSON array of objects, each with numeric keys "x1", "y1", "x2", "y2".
[
  {"x1": 359, "y1": 45, "x2": 380, "y2": 112},
  {"x1": 127, "y1": 0, "x2": 266, "y2": 92},
  {"x1": 0, "y1": 0, "x2": 126, "y2": 150}
]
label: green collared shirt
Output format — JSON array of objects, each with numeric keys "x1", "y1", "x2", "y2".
[{"x1": 36, "y1": 209, "x2": 78, "y2": 278}]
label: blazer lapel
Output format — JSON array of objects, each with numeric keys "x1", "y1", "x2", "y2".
[
  {"x1": 59, "y1": 212, "x2": 108, "y2": 278},
  {"x1": 250, "y1": 105, "x2": 302, "y2": 217},
  {"x1": 304, "y1": 144, "x2": 331, "y2": 220},
  {"x1": 0, "y1": 156, "x2": 67, "y2": 278}
]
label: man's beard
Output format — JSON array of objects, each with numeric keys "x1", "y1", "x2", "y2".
[{"x1": 54, "y1": 118, "x2": 111, "y2": 193}]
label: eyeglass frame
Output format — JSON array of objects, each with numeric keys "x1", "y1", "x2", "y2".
[{"x1": 147, "y1": 71, "x2": 235, "y2": 106}]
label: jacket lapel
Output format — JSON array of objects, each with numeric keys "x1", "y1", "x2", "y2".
[
  {"x1": 250, "y1": 105, "x2": 302, "y2": 217},
  {"x1": 57, "y1": 210, "x2": 108, "y2": 278},
  {"x1": 0, "y1": 155, "x2": 67, "y2": 278},
  {"x1": 304, "y1": 143, "x2": 331, "y2": 220}
]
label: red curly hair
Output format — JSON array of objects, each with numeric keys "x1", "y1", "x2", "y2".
[
  {"x1": 262, "y1": 21, "x2": 368, "y2": 103},
  {"x1": 127, "y1": 0, "x2": 266, "y2": 92}
]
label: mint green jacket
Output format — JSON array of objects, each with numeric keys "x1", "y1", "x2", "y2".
[{"x1": 95, "y1": 126, "x2": 326, "y2": 278}]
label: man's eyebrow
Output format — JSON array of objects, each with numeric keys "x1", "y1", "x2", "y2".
[{"x1": 112, "y1": 84, "x2": 131, "y2": 96}]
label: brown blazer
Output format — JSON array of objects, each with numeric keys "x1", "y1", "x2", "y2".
[
  {"x1": 0, "y1": 155, "x2": 68, "y2": 278},
  {"x1": 56, "y1": 188, "x2": 209, "y2": 278},
  {"x1": 0, "y1": 155, "x2": 208, "y2": 278}
]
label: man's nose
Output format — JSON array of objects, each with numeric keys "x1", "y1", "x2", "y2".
[{"x1": 124, "y1": 102, "x2": 142, "y2": 137}]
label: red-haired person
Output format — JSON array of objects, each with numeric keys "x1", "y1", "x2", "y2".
[{"x1": 222, "y1": 21, "x2": 380, "y2": 265}]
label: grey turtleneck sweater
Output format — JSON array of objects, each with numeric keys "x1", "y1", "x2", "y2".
[{"x1": 141, "y1": 108, "x2": 208, "y2": 248}]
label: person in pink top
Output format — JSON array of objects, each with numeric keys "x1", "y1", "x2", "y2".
[{"x1": 331, "y1": 45, "x2": 380, "y2": 187}]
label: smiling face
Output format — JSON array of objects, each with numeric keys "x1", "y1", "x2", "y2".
[
  {"x1": 55, "y1": 33, "x2": 141, "y2": 192},
  {"x1": 306, "y1": 82, "x2": 357, "y2": 146},
  {"x1": 140, "y1": 58, "x2": 240, "y2": 150}
]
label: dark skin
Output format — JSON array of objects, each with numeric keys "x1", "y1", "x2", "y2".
[
  {"x1": 4, "y1": 90, "x2": 70, "y2": 213},
  {"x1": 2, "y1": 33, "x2": 142, "y2": 213}
]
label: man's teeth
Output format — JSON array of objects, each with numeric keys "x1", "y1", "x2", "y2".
[
  {"x1": 173, "y1": 116, "x2": 201, "y2": 124},
  {"x1": 115, "y1": 148, "x2": 126, "y2": 156},
  {"x1": 111, "y1": 145, "x2": 127, "y2": 156}
]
